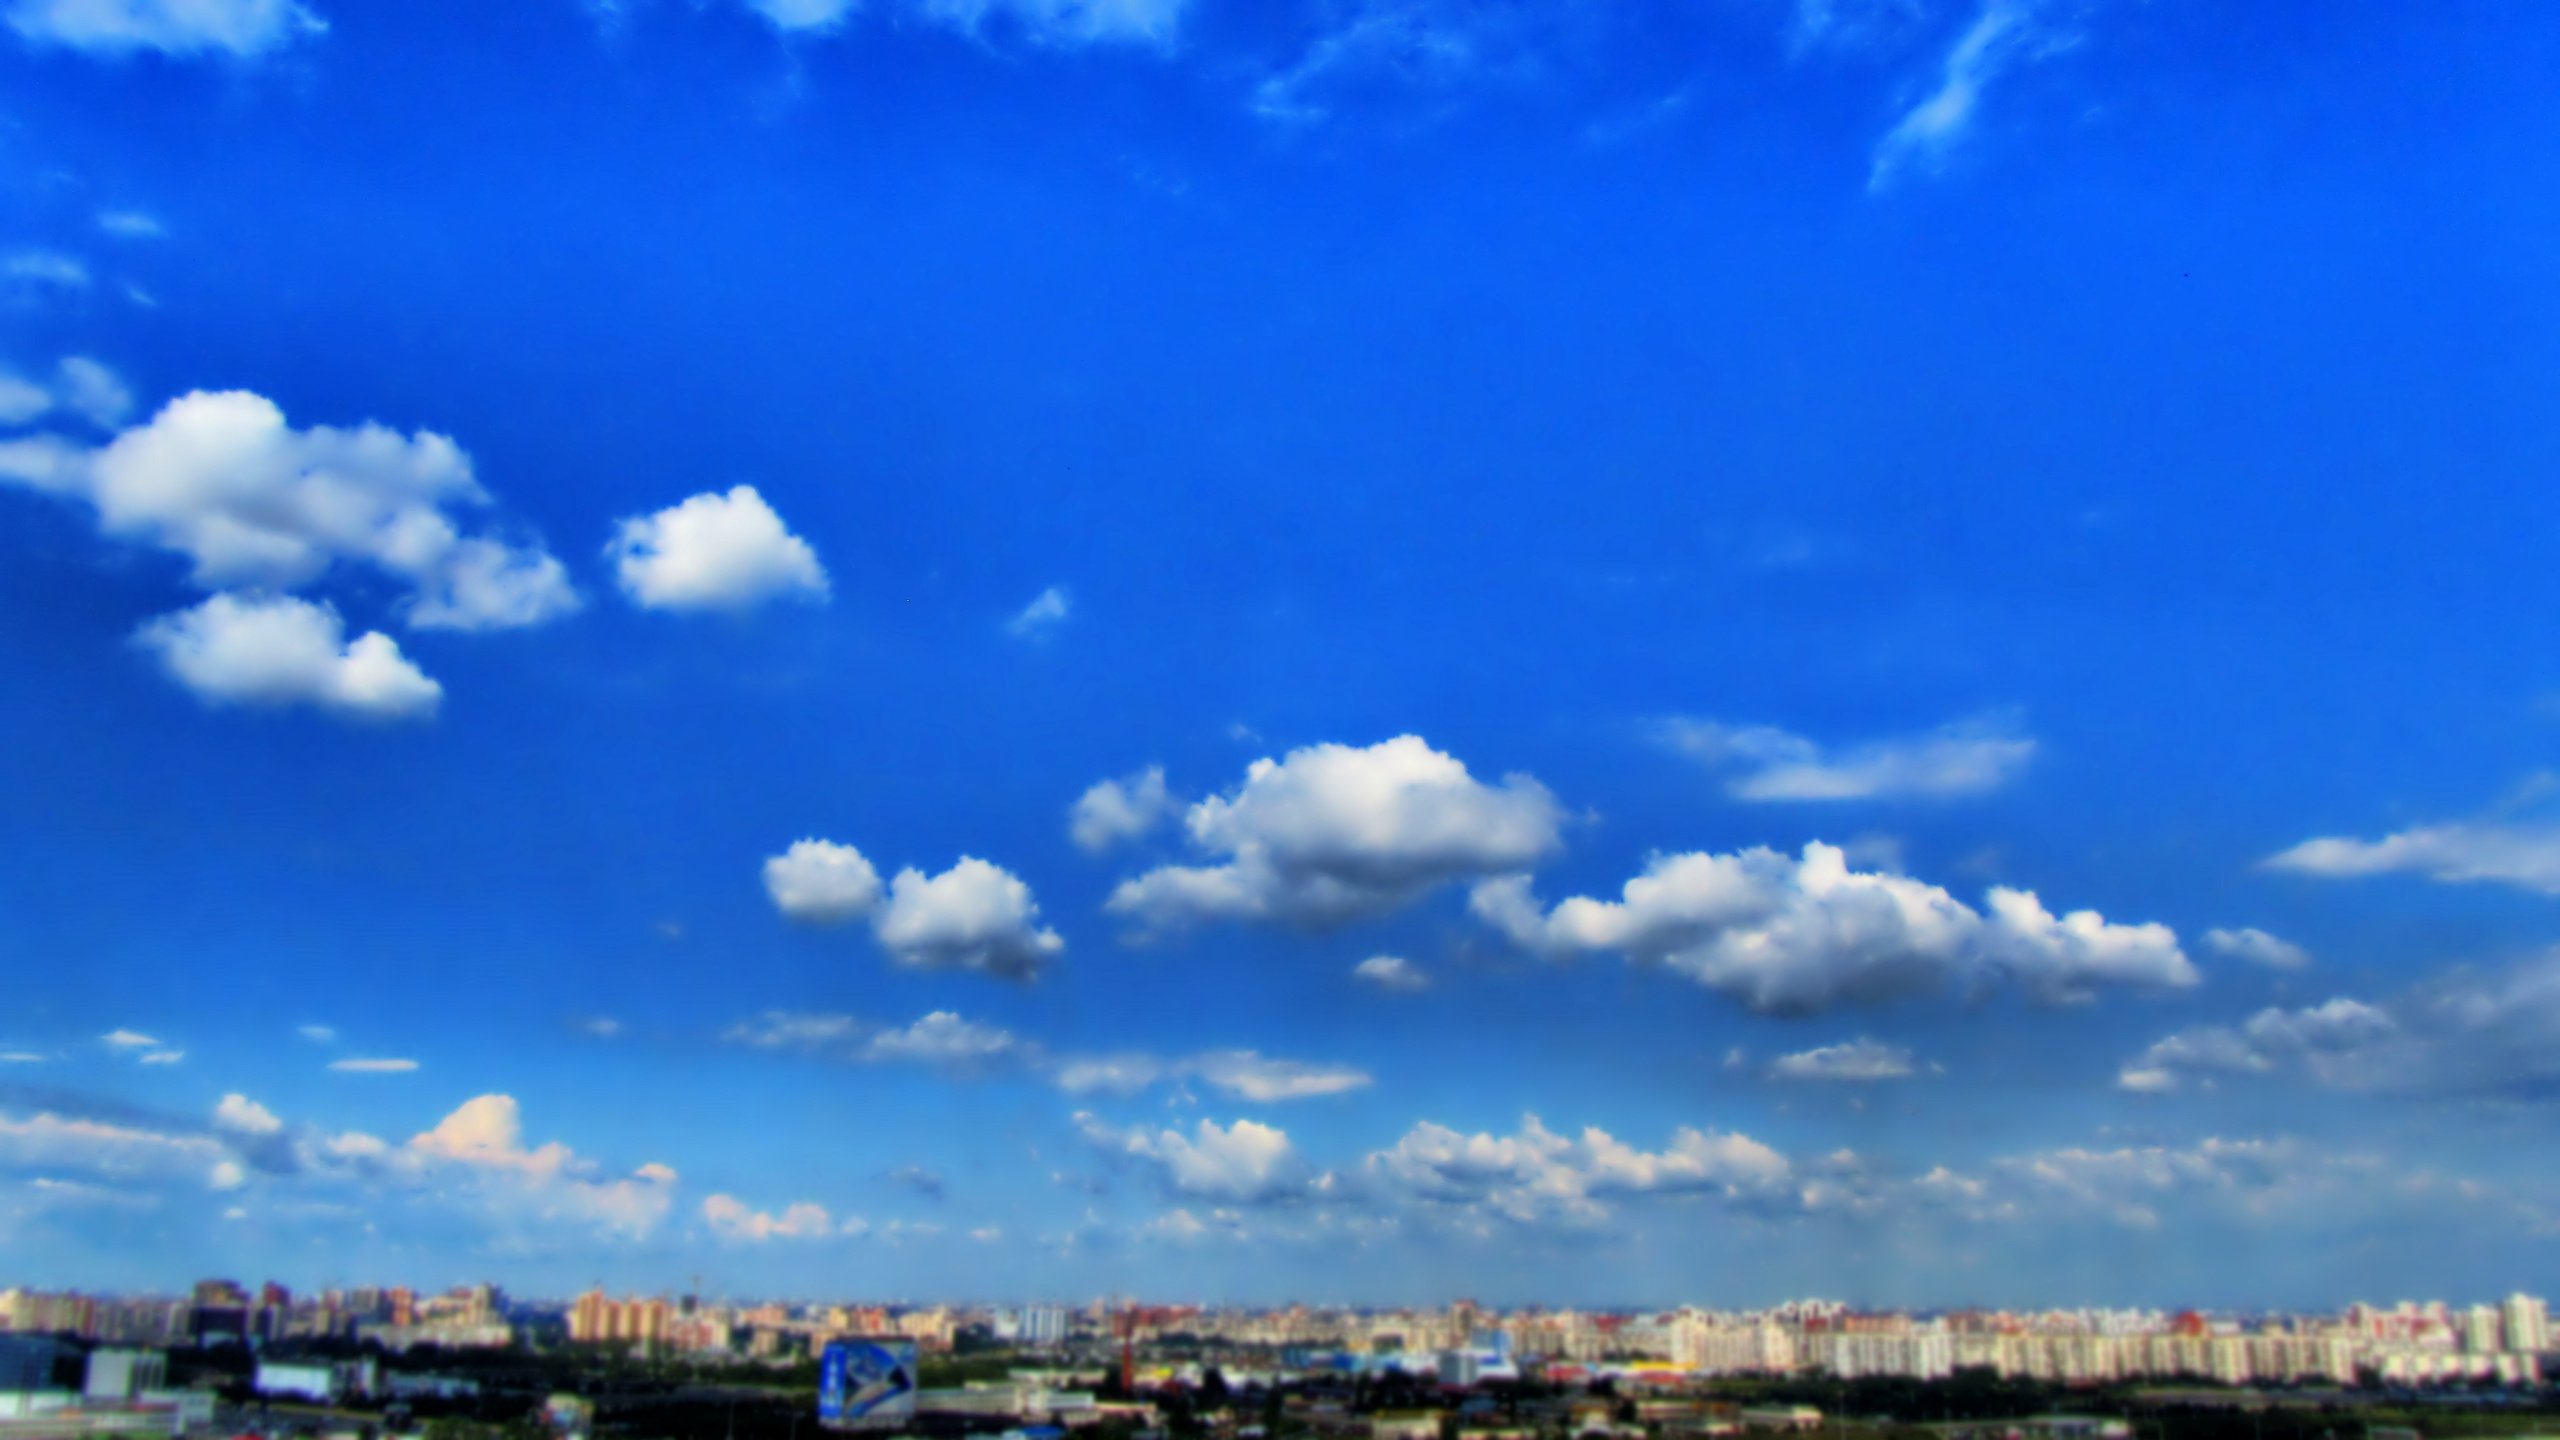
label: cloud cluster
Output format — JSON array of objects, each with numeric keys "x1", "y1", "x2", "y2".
[
  {"x1": 607, "y1": 486, "x2": 828, "y2": 613},
  {"x1": 763, "y1": 840, "x2": 1061, "y2": 980},
  {"x1": 2118, "y1": 953, "x2": 2560, "y2": 1101},
  {"x1": 0, "y1": 357, "x2": 131, "y2": 431},
  {"x1": 1361, "y1": 1115, "x2": 1800, "y2": 1228},
  {"x1": 1655, "y1": 713, "x2": 2035, "y2": 802},
  {"x1": 1472, "y1": 841, "x2": 2194, "y2": 1014},
  {"x1": 1106, "y1": 736, "x2": 1564, "y2": 930},
  {"x1": 702, "y1": 1193, "x2": 847, "y2": 1242},
  {"x1": 1076, "y1": 1113, "x2": 1313, "y2": 1204}
]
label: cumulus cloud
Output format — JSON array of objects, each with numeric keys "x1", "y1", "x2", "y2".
[
  {"x1": 1869, "y1": 0, "x2": 2076, "y2": 190},
  {"x1": 6, "y1": 0, "x2": 324, "y2": 56},
  {"x1": 1352, "y1": 954, "x2": 1428, "y2": 992},
  {"x1": 763, "y1": 839, "x2": 883, "y2": 924},
  {"x1": 1473, "y1": 841, "x2": 2192, "y2": 1015},
  {"x1": 1768, "y1": 1037, "x2": 1921, "y2": 1082},
  {"x1": 876, "y1": 857, "x2": 1064, "y2": 980},
  {"x1": 860, "y1": 1011, "x2": 1021, "y2": 1066},
  {"x1": 607, "y1": 485, "x2": 827, "y2": 612},
  {"x1": 211, "y1": 1094, "x2": 282, "y2": 1136},
  {"x1": 2203, "y1": 926, "x2": 2311, "y2": 970},
  {"x1": 1654, "y1": 713, "x2": 2034, "y2": 802},
  {"x1": 2266, "y1": 821, "x2": 2560, "y2": 895},
  {"x1": 1363, "y1": 1114, "x2": 1798, "y2": 1228},
  {"x1": 2117, "y1": 954, "x2": 2560, "y2": 1101},
  {"x1": 0, "y1": 390, "x2": 577, "y2": 631},
  {"x1": 407, "y1": 1094, "x2": 678, "y2": 1239},
  {"x1": 1069, "y1": 766, "x2": 1174, "y2": 853},
  {"x1": 135, "y1": 593, "x2": 441, "y2": 721},
  {"x1": 1076, "y1": 1113, "x2": 1314, "y2": 1204},
  {"x1": 1108, "y1": 736, "x2": 1564, "y2": 930},
  {"x1": 703, "y1": 1193, "x2": 842, "y2": 1242},
  {"x1": 1006, "y1": 584, "x2": 1072, "y2": 639}
]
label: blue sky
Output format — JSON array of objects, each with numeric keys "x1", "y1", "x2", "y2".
[{"x1": 4, "y1": 0, "x2": 2560, "y2": 1309}]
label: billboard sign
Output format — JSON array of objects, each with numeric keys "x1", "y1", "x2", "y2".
[{"x1": 819, "y1": 1339, "x2": 918, "y2": 1430}]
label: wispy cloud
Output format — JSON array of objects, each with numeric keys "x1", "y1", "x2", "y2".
[
  {"x1": 1006, "y1": 585, "x2": 1072, "y2": 640},
  {"x1": 327, "y1": 1058, "x2": 419, "y2": 1074},
  {"x1": 1869, "y1": 0, "x2": 2079, "y2": 190},
  {"x1": 1654, "y1": 712, "x2": 2035, "y2": 802}
]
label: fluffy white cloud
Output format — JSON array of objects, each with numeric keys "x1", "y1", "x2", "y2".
[
  {"x1": 2203, "y1": 926, "x2": 2311, "y2": 970},
  {"x1": 1108, "y1": 736, "x2": 1564, "y2": 929},
  {"x1": 876, "y1": 857, "x2": 1064, "y2": 980},
  {"x1": 328, "y1": 1058, "x2": 418, "y2": 1073},
  {"x1": 607, "y1": 485, "x2": 827, "y2": 613},
  {"x1": 763, "y1": 839, "x2": 883, "y2": 924},
  {"x1": 1768, "y1": 1038, "x2": 1921, "y2": 1082},
  {"x1": 702, "y1": 1193, "x2": 842, "y2": 1242},
  {"x1": 1363, "y1": 1115, "x2": 1798, "y2": 1227},
  {"x1": 0, "y1": 390, "x2": 577, "y2": 631},
  {"x1": 6, "y1": 0, "x2": 323, "y2": 55},
  {"x1": 2267, "y1": 821, "x2": 2560, "y2": 895},
  {"x1": 1352, "y1": 954, "x2": 1428, "y2": 992},
  {"x1": 1472, "y1": 841, "x2": 2194, "y2": 1014},
  {"x1": 1077, "y1": 1113, "x2": 1313, "y2": 1204},
  {"x1": 1869, "y1": 0, "x2": 2074, "y2": 190},
  {"x1": 861, "y1": 1011, "x2": 1021, "y2": 1066},
  {"x1": 1069, "y1": 766, "x2": 1174, "y2": 853},
  {"x1": 212, "y1": 1094, "x2": 283, "y2": 1136},
  {"x1": 1007, "y1": 584, "x2": 1072, "y2": 639},
  {"x1": 2117, "y1": 954, "x2": 2560, "y2": 1101},
  {"x1": 407, "y1": 1095, "x2": 677, "y2": 1239},
  {"x1": 135, "y1": 593, "x2": 442, "y2": 721},
  {"x1": 1655, "y1": 713, "x2": 2034, "y2": 802},
  {"x1": 99, "y1": 1029, "x2": 158, "y2": 1050}
]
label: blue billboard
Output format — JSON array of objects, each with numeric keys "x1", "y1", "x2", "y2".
[{"x1": 818, "y1": 1339, "x2": 918, "y2": 1429}]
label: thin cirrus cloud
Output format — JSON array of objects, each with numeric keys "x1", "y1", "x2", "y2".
[
  {"x1": 1653, "y1": 713, "x2": 2036, "y2": 802},
  {"x1": 328, "y1": 1057, "x2": 419, "y2": 1074},
  {"x1": 2265, "y1": 820, "x2": 2560, "y2": 896},
  {"x1": 1006, "y1": 585, "x2": 1072, "y2": 640},
  {"x1": 605, "y1": 485, "x2": 828, "y2": 613},
  {"x1": 3, "y1": 250, "x2": 91, "y2": 290},
  {"x1": 1471, "y1": 840, "x2": 2194, "y2": 1016},
  {"x1": 1869, "y1": 0, "x2": 2077, "y2": 191},
  {"x1": 730, "y1": 0, "x2": 1183, "y2": 47},
  {"x1": 1103, "y1": 735, "x2": 1565, "y2": 931},
  {"x1": 5, "y1": 0, "x2": 325, "y2": 56},
  {"x1": 763, "y1": 839, "x2": 1062, "y2": 980},
  {"x1": 1767, "y1": 1037, "x2": 1924, "y2": 1082}
]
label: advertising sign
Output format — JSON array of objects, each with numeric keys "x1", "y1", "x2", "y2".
[{"x1": 818, "y1": 1339, "x2": 919, "y2": 1430}]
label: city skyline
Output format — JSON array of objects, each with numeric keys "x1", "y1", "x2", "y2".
[{"x1": 6, "y1": 0, "x2": 2560, "y2": 1307}]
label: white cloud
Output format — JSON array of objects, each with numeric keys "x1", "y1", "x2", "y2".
[
  {"x1": 2267, "y1": 821, "x2": 2560, "y2": 895},
  {"x1": 1109, "y1": 735, "x2": 1564, "y2": 929},
  {"x1": 212, "y1": 1094, "x2": 283, "y2": 1136},
  {"x1": 703, "y1": 1193, "x2": 841, "y2": 1242},
  {"x1": 297, "y1": 1025, "x2": 336, "y2": 1044},
  {"x1": 208, "y1": 1159, "x2": 246, "y2": 1191},
  {"x1": 723, "y1": 1011, "x2": 864, "y2": 1050},
  {"x1": 328, "y1": 1058, "x2": 418, "y2": 1073},
  {"x1": 1473, "y1": 841, "x2": 2193, "y2": 1014},
  {"x1": 407, "y1": 1095, "x2": 678, "y2": 1239},
  {"x1": 138, "y1": 1050, "x2": 183, "y2": 1065},
  {"x1": 1869, "y1": 0, "x2": 2074, "y2": 190},
  {"x1": 1251, "y1": 0, "x2": 1570, "y2": 126},
  {"x1": 0, "y1": 372, "x2": 48, "y2": 426},
  {"x1": 1768, "y1": 1037, "x2": 1921, "y2": 1082},
  {"x1": 1006, "y1": 584, "x2": 1072, "y2": 639},
  {"x1": 3, "y1": 251, "x2": 90, "y2": 289},
  {"x1": 1654, "y1": 713, "x2": 2034, "y2": 802},
  {"x1": 1069, "y1": 766, "x2": 1174, "y2": 853},
  {"x1": 738, "y1": 0, "x2": 1181, "y2": 45},
  {"x1": 1996, "y1": 1136, "x2": 2340, "y2": 1231},
  {"x1": 607, "y1": 485, "x2": 827, "y2": 613},
  {"x1": 99, "y1": 1029, "x2": 157, "y2": 1050},
  {"x1": 96, "y1": 210, "x2": 164, "y2": 240},
  {"x1": 0, "y1": 390, "x2": 577, "y2": 630},
  {"x1": 0, "y1": 1111, "x2": 223, "y2": 1183},
  {"x1": 6, "y1": 0, "x2": 324, "y2": 56},
  {"x1": 0, "y1": 1052, "x2": 44, "y2": 1064},
  {"x1": 875, "y1": 857, "x2": 1064, "y2": 980},
  {"x1": 1352, "y1": 954, "x2": 1428, "y2": 992},
  {"x1": 135, "y1": 593, "x2": 441, "y2": 721},
  {"x1": 0, "y1": 357, "x2": 132, "y2": 431},
  {"x1": 861, "y1": 1011, "x2": 1021, "y2": 1066},
  {"x1": 2203, "y1": 926, "x2": 2311, "y2": 970},
  {"x1": 1363, "y1": 1114, "x2": 1798, "y2": 1228},
  {"x1": 1186, "y1": 1050, "x2": 1372, "y2": 1102},
  {"x1": 763, "y1": 838, "x2": 883, "y2": 924},
  {"x1": 1077, "y1": 1113, "x2": 1313, "y2": 1204},
  {"x1": 2117, "y1": 954, "x2": 2560, "y2": 1101}
]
